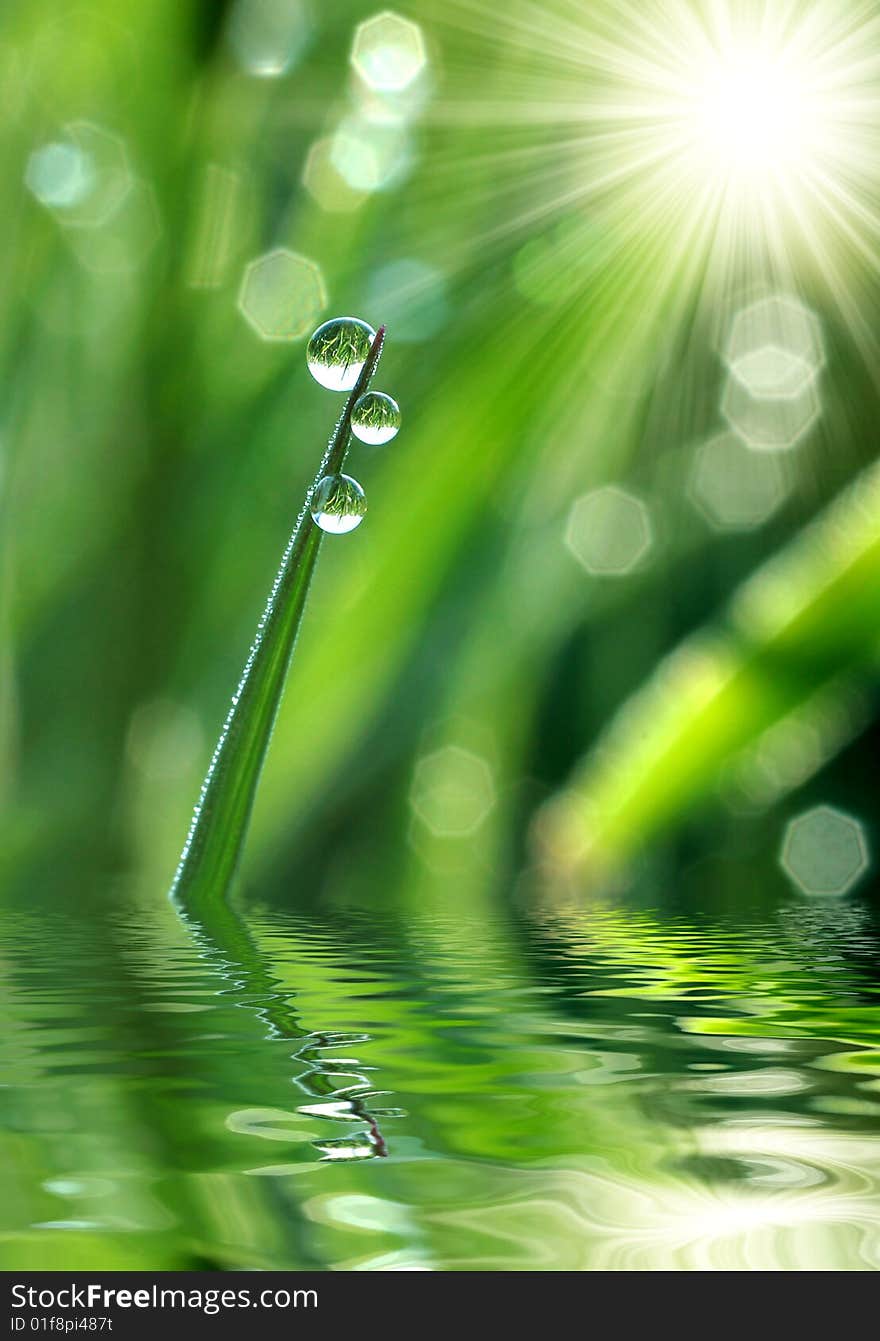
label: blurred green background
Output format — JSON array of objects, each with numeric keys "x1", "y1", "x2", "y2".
[
  {"x1": 3, "y1": 0, "x2": 879, "y2": 916},
  {"x1": 1, "y1": 0, "x2": 879, "y2": 1272}
]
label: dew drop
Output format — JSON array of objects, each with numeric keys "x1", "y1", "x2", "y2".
[
  {"x1": 313, "y1": 1134, "x2": 377, "y2": 1161},
  {"x1": 306, "y1": 316, "x2": 376, "y2": 391},
  {"x1": 352, "y1": 390, "x2": 401, "y2": 445},
  {"x1": 311, "y1": 473, "x2": 367, "y2": 534}
]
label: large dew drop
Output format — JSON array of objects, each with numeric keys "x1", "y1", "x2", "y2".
[
  {"x1": 307, "y1": 317, "x2": 376, "y2": 391},
  {"x1": 352, "y1": 391, "x2": 401, "y2": 445},
  {"x1": 310, "y1": 473, "x2": 367, "y2": 534}
]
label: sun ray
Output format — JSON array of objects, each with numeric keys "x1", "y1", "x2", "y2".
[{"x1": 429, "y1": 0, "x2": 880, "y2": 356}]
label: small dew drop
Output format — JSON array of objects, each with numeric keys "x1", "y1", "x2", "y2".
[
  {"x1": 307, "y1": 316, "x2": 376, "y2": 391},
  {"x1": 311, "y1": 473, "x2": 367, "y2": 534},
  {"x1": 313, "y1": 1134, "x2": 377, "y2": 1161},
  {"x1": 352, "y1": 390, "x2": 401, "y2": 445}
]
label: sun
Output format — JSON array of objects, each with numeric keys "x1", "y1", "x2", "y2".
[
  {"x1": 692, "y1": 48, "x2": 821, "y2": 186},
  {"x1": 573, "y1": 2, "x2": 880, "y2": 316},
  {"x1": 646, "y1": 14, "x2": 846, "y2": 236},
  {"x1": 438, "y1": 0, "x2": 880, "y2": 363}
]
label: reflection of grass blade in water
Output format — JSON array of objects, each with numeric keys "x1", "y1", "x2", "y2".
[
  {"x1": 170, "y1": 327, "x2": 386, "y2": 917},
  {"x1": 181, "y1": 874, "x2": 396, "y2": 1162}
]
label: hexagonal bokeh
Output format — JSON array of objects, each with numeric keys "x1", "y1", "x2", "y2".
[
  {"x1": 725, "y1": 295, "x2": 824, "y2": 399},
  {"x1": 513, "y1": 216, "x2": 610, "y2": 310},
  {"x1": 780, "y1": 804, "x2": 869, "y2": 897},
  {"x1": 126, "y1": 697, "x2": 203, "y2": 783},
  {"x1": 226, "y1": 0, "x2": 310, "y2": 78},
  {"x1": 565, "y1": 485, "x2": 653, "y2": 575},
  {"x1": 238, "y1": 248, "x2": 326, "y2": 340},
  {"x1": 361, "y1": 258, "x2": 449, "y2": 343},
  {"x1": 350, "y1": 11, "x2": 427, "y2": 93},
  {"x1": 25, "y1": 141, "x2": 94, "y2": 209},
  {"x1": 353, "y1": 75, "x2": 431, "y2": 129},
  {"x1": 689, "y1": 431, "x2": 787, "y2": 531},
  {"x1": 722, "y1": 373, "x2": 821, "y2": 451},
  {"x1": 409, "y1": 745, "x2": 495, "y2": 837},
  {"x1": 59, "y1": 121, "x2": 133, "y2": 229},
  {"x1": 69, "y1": 178, "x2": 161, "y2": 275},
  {"x1": 330, "y1": 118, "x2": 411, "y2": 192},
  {"x1": 303, "y1": 137, "x2": 367, "y2": 214}
]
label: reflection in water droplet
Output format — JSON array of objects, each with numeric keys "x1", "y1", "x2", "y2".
[
  {"x1": 298, "y1": 1069, "x2": 373, "y2": 1095},
  {"x1": 310, "y1": 474, "x2": 366, "y2": 534},
  {"x1": 313, "y1": 1134, "x2": 377, "y2": 1161},
  {"x1": 303, "y1": 1032, "x2": 372, "y2": 1050},
  {"x1": 306, "y1": 317, "x2": 375, "y2": 390},
  {"x1": 297, "y1": 1100, "x2": 361, "y2": 1121},
  {"x1": 352, "y1": 391, "x2": 401, "y2": 445}
]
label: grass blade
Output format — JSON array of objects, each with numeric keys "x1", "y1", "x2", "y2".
[{"x1": 170, "y1": 325, "x2": 386, "y2": 916}]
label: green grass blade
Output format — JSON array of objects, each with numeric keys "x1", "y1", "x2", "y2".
[{"x1": 170, "y1": 326, "x2": 386, "y2": 916}]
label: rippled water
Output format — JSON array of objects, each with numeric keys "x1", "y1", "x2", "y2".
[{"x1": 1, "y1": 896, "x2": 879, "y2": 1270}]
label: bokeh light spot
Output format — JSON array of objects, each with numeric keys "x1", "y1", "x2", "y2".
[
  {"x1": 781, "y1": 804, "x2": 869, "y2": 897},
  {"x1": 410, "y1": 745, "x2": 495, "y2": 837},
  {"x1": 59, "y1": 121, "x2": 133, "y2": 229},
  {"x1": 70, "y1": 178, "x2": 162, "y2": 275},
  {"x1": 25, "y1": 141, "x2": 94, "y2": 209},
  {"x1": 330, "y1": 118, "x2": 411, "y2": 193},
  {"x1": 689, "y1": 431, "x2": 787, "y2": 531},
  {"x1": 565, "y1": 486, "x2": 653, "y2": 575},
  {"x1": 725, "y1": 296, "x2": 824, "y2": 399},
  {"x1": 513, "y1": 217, "x2": 610, "y2": 309},
  {"x1": 351, "y1": 12, "x2": 426, "y2": 93},
  {"x1": 226, "y1": 0, "x2": 311, "y2": 78},
  {"x1": 303, "y1": 137, "x2": 368, "y2": 213},
  {"x1": 238, "y1": 248, "x2": 327, "y2": 341},
  {"x1": 127, "y1": 699, "x2": 203, "y2": 784},
  {"x1": 361, "y1": 258, "x2": 448, "y2": 343},
  {"x1": 722, "y1": 373, "x2": 821, "y2": 452}
]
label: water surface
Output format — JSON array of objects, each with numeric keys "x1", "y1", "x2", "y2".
[{"x1": 2, "y1": 897, "x2": 879, "y2": 1269}]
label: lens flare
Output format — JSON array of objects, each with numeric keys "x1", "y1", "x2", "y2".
[
  {"x1": 609, "y1": 8, "x2": 867, "y2": 254},
  {"x1": 682, "y1": 46, "x2": 823, "y2": 190},
  {"x1": 441, "y1": 0, "x2": 880, "y2": 360}
]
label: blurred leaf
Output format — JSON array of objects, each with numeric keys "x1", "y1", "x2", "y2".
[{"x1": 539, "y1": 459, "x2": 880, "y2": 875}]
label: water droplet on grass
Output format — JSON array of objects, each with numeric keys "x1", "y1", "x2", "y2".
[
  {"x1": 352, "y1": 391, "x2": 401, "y2": 444},
  {"x1": 311, "y1": 474, "x2": 367, "y2": 533},
  {"x1": 307, "y1": 316, "x2": 375, "y2": 390},
  {"x1": 314, "y1": 1134, "x2": 377, "y2": 1161}
]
